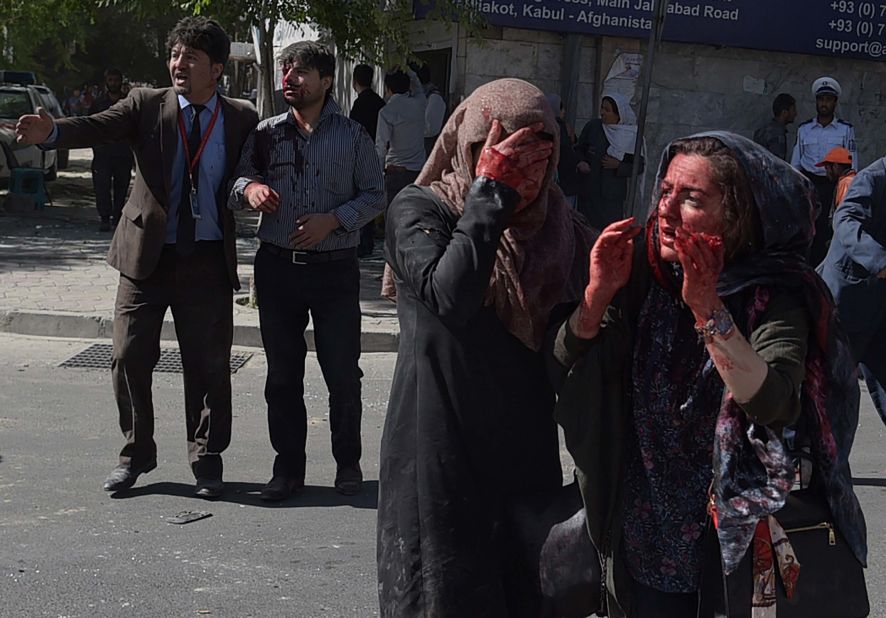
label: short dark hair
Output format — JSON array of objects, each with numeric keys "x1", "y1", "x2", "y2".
[
  {"x1": 384, "y1": 69, "x2": 410, "y2": 95},
  {"x1": 772, "y1": 93, "x2": 796, "y2": 117},
  {"x1": 415, "y1": 64, "x2": 431, "y2": 85},
  {"x1": 278, "y1": 41, "x2": 336, "y2": 80},
  {"x1": 166, "y1": 16, "x2": 230, "y2": 66},
  {"x1": 104, "y1": 68, "x2": 123, "y2": 79},
  {"x1": 353, "y1": 64, "x2": 374, "y2": 88},
  {"x1": 666, "y1": 136, "x2": 763, "y2": 263}
]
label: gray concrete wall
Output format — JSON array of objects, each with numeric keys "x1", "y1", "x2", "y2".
[{"x1": 410, "y1": 23, "x2": 886, "y2": 214}]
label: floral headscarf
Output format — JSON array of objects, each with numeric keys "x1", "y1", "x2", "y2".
[{"x1": 648, "y1": 131, "x2": 866, "y2": 573}]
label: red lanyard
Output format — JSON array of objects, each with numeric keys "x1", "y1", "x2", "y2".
[{"x1": 177, "y1": 101, "x2": 221, "y2": 186}]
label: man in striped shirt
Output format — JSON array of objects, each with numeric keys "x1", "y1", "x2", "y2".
[{"x1": 229, "y1": 41, "x2": 384, "y2": 501}]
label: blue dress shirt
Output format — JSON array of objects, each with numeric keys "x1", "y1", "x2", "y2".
[{"x1": 166, "y1": 94, "x2": 226, "y2": 243}]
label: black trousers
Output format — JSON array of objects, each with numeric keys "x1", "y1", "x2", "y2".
[
  {"x1": 112, "y1": 242, "x2": 233, "y2": 480},
  {"x1": 254, "y1": 245, "x2": 363, "y2": 481},
  {"x1": 845, "y1": 314, "x2": 886, "y2": 426},
  {"x1": 358, "y1": 218, "x2": 376, "y2": 256},
  {"x1": 92, "y1": 155, "x2": 133, "y2": 222},
  {"x1": 385, "y1": 169, "x2": 420, "y2": 209},
  {"x1": 804, "y1": 171, "x2": 836, "y2": 268}
]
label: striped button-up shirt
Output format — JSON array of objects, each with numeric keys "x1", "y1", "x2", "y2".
[{"x1": 229, "y1": 97, "x2": 384, "y2": 251}]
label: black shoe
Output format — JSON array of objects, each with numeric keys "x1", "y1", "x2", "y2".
[
  {"x1": 334, "y1": 463, "x2": 363, "y2": 496},
  {"x1": 259, "y1": 475, "x2": 304, "y2": 502},
  {"x1": 195, "y1": 477, "x2": 224, "y2": 500},
  {"x1": 99, "y1": 219, "x2": 111, "y2": 232},
  {"x1": 102, "y1": 460, "x2": 157, "y2": 491}
]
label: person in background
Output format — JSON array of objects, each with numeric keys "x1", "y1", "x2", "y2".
[
  {"x1": 64, "y1": 88, "x2": 83, "y2": 116},
  {"x1": 791, "y1": 76, "x2": 857, "y2": 266},
  {"x1": 545, "y1": 93, "x2": 581, "y2": 208},
  {"x1": 415, "y1": 63, "x2": 446, "y2": 156},
  {"x1": 554, "y1": 133, "x2": 866, "y2": 617},
  {"x1": 819, "y1": 155, "x2": 886, "y2": 430},
  {"x1": 375, "y1": 68, "x2": 426, "y2": 209},
  {"x1": 753, "y1": 92, "x2": 796, "y2": 161},
  {"x1": 230, "y1": 41, "x2": 384, "y2": 502},
  {"x1": 80, "y1": 85, "x2": 94, "y2": 112},
  {"x1": 576, "y1": 93, "x2": 645, "y2": 230},
  {"x1": 349, "y1": 63, "x2": 386, "y2": 257},
  {"x1": 89, "y1": 68, "x2": 135, "y2": 232},
  {"x1": 815, "y1": 146, "x2": 857, "y2": 214}
]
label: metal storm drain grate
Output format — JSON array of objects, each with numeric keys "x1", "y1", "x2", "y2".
[{"x1": 60, "y1": 343, "x2": 253, "y2": 374}]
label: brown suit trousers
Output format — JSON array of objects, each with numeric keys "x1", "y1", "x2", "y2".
[{"x1": 54, "y1": 88, "x2": 258, "y2": 477}]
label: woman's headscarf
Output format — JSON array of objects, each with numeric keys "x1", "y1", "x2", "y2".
[
  {"x1": 600, "y1": 92, "x2": 644, "y2": 161},
  {"x1": 647, "y1": 131, "x2": 866, "y2": 573},
  {"x1": 385, "y1": 78, "x2": 594, "y2": 351}
]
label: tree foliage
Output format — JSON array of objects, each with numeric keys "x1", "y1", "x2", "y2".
[
  {"x1": 120, "y1": 0, "x2": 484, "y2": 66},
  {"x1": 0, "y1": 0, "x2": 96, "y2": 72},
  {"x1": 3, "y1": 0, "x2": 483, "y2": 113}
]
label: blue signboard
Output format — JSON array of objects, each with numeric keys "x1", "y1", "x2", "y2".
[{"x1": 416, "y1": 0, "x2": 886, "y2": 61}]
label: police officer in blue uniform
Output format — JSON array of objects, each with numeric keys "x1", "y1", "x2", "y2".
[{"x1": 791, "y1": 76, "x2": 858, "y2": 266}]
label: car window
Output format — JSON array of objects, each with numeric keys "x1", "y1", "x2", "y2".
[
  {"x1": 37, "y1": 91, "x2": 63, "y2": 117},
  {"x1": 0, "y1": 90, "x2": 32, "y2": 120}
]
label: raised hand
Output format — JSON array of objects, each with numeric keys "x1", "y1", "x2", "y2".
[
  {"x1": 570, "y1": 217, "x2": 641, "y2": 339},
  {"x1": 587, "y1": 217, "x2": 641, "y2": 302},
  {"x1": 474, "y1": 119, "x2": 553, "y2": 211},
  {"x1": 15, "y1": 107, "x2": 54, "y2": 145},
  {"x1": 674, "y1": 226, "x2": 725, "y2": 320}
]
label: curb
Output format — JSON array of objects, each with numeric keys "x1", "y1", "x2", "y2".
[{"x1": 0, "y1": 310, "x2": 400, "y2": 353}]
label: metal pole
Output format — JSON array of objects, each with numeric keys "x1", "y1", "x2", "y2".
[{"x1": 625, "y1": 0, "x2": 669, "y2": 218}]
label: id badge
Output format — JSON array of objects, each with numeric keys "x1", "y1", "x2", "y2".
[{"x1": 189, "y1": 188, "x2": 202, "y2": 220}]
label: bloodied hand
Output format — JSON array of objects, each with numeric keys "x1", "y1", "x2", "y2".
[
  {"x1": 587, "y1": 217, "x2": 641, "y2": 302},
  {"x1": 475, "y1": 119, "x2": 553, "y2": 210},
  {"x1": 569, "y1": 217, "x2": 641, "y2": 340},
  {"x1": 674, "y1": 227, "x2": 725, "y2": 317}
]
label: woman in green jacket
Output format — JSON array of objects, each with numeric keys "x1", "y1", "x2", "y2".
[{"x1": 553, "y1": 132, "x2": 866, "y2": 617}]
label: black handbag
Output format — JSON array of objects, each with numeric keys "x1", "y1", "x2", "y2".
[
  {"x1": 701, "y1": 487, "x2": 869, "y2": 618},
  {"x1": 507, "y1": 480, "x2": 603, "y2": 618}
]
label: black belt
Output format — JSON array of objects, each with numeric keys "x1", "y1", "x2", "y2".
[{"x1": 261, "y1": 243, "x2": 356, "y2": 265}]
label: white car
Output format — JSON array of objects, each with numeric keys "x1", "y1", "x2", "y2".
[{"x1": 0, "y1": 84, "x2": 58, "y2": 181}]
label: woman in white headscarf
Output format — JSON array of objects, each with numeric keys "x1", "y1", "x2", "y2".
[{"x1": 576, "y1": 92, "x2": 646, "y2": 230}]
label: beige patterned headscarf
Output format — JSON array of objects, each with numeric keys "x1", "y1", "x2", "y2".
[{"x1": 383, "y1": 78, "x2": 594, "y2": 351}]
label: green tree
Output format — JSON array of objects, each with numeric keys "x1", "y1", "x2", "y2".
[
  {"x1": 106, "y1": 0, "x2": 484, "y2": 116},
  {"x1": 0, "y1": 0, "x2": 96, "y2": 74}
]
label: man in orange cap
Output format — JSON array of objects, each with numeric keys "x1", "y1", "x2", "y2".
[{"x1": 815, "y1": 146, "x2": 857, "y2": 214}]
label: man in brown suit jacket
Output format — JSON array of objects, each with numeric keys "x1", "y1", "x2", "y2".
[{"x1": 16, "y1": 16, "x2": 259, "y2": 499}]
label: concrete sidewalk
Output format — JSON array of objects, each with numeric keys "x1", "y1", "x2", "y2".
[{"x1": 0, "y1": 149, "x2": 400, "y2": 351}]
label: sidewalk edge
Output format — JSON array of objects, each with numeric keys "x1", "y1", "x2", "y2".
[{"x1": 0, "y1": 310, "x2": 399, "y2": 352}]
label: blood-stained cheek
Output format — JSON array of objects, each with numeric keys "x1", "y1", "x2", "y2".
[{"x1": 701, "y1": 234, "x2": 723, "y2": 252}]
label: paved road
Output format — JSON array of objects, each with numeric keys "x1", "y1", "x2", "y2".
[
  {"x1": 0, "y1": 334, "x2": 392, "y2": 617},
  {"x1": 0, "y1": 332, "x2": 885, "y2": 617}
]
